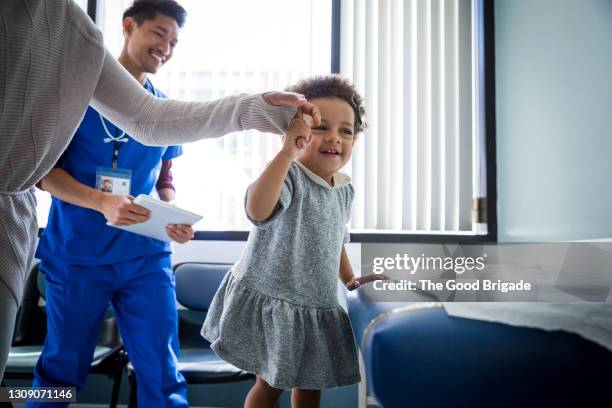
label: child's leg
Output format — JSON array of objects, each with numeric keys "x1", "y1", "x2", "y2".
[
  {"x1": 245, "y1": 376, "x2": 283, "y2": 408},
  {"x1": 291, "y1": 388, "x2": 321, "y2": 408}
]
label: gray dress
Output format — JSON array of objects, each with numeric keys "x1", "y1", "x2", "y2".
[{"x1": 201, "y1": 161, "x2": 361, "y2": 390}]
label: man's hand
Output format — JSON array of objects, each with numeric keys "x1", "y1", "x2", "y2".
[
  {"x1": 166, "y1": 224, "x2": 195, "y2": 244},
  {"x1": 98, "y1": 194, "x2": 150, "y2": 226},
  {"x1": 346, "y1": 274, "x2": 390, "y2": 291},
  {"x1": 262, "y1": 91, "x2": 321, "y2": 127}
]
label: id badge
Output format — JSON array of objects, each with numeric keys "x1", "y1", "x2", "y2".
[{"x1": 95, "y1": 167, "x2": 132, "y2": 195}]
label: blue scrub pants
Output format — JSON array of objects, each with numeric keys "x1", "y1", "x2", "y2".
[{"x1": 26, "y1": 253, "x2": 188, "y2": 407}]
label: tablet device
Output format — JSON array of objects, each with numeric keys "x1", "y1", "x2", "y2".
[{"x1": 107, "y1": 194, "x2": 203, "y2": 242}]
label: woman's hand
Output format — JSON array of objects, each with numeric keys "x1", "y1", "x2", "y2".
[
  {"x1": 262, "y1": 91, "x2": 321, "y2": 127},
  {"x1": 166, "y1": 224, "x2": 195, "y2": 244},
  {"x1": 346, "y1": 274, "x2": 390, "y2": 291}
]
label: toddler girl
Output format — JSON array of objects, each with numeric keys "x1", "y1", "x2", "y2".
[{"x1": 202, "y1": 75, "x2": 382, "y2": 408}]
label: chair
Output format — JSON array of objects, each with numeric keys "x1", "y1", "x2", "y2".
[
  {"x1": 348, "y1": 289, "x2": 612, "y2": 408},
  {"x1": 2, "y1": 262, "x2": 127, "y2": 408},
  {"x1": 126, "y1": 262, "x2": 253, "y2": 408}
]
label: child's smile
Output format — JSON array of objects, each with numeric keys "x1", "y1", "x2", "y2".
[
  {"x1": 298, "y1": 97, "x2": 355, "y2": 185},
  {"x1": 320, "y1": 147, "x2": 341, "y2": 155}
]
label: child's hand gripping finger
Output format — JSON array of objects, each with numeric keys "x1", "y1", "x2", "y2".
[
  {"x1": 281, "y1": 112, "x2": 312, "y2": 159},
  {"x1": 346, "y1": 274, "x2": 390, "y2": 291}
]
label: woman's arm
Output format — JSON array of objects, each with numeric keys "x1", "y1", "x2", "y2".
[{"x1": 91, "y1": 52, "x2": 320, "y2": 146}]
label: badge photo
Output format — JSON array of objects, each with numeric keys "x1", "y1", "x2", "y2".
[{"x1": 95, "y1": 167, "x2": 132, "y2": 196}]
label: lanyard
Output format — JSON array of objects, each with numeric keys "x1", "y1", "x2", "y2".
[
  {"x1": 99, "y1": 114, "x2": 128, "y2": 169},
  {"x1": 99, "y1": 79, "x2": 158, "y2": 169}
]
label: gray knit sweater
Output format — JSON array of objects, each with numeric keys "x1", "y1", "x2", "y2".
[{"x1": 0, "y1": 0, "x2": 294, "y2": 303}]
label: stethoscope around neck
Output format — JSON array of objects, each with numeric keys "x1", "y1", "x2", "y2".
[
  {"x1": 99, "y1": 114, "x2": 129, "y2": 143},
  {"x1": 99, "y1": 79, "x2": 158, "y2": 144}
]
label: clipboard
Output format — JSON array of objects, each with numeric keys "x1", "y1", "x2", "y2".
[{"x1": 107, "y1": 194, "x2": 203, "y2": 242}]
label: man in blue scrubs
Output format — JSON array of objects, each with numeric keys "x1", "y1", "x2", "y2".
[{"x1": 29, "y1": 1, "x2": 192, "y2": 406}]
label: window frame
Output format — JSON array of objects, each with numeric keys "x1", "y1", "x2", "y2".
[
  {"x1": 82, "y1": 0, "x2": 497, "y2": 244},
  {"x1": 87, "y1": 0, "x2": 97, "y2": 21}
]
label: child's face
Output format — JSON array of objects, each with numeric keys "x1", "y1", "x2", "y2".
[{"x1": 298, "y1": 97, "x2": 355, "y2": 184}]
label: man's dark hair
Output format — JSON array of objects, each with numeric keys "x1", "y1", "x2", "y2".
[
  {"x1": 123, "y1": 0, "x2": 187, "y2": 28},
  {"x1": 286, "y1": 75, "x2": 367, "y2": 134}
]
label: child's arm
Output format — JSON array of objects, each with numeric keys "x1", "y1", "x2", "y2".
[
  {"x1": 340, "y1": 246, "x2": 390, "y2": 290},
  {"x1": 339, "y1": 246, "x2": 355, "y2": 287},
  {"x1": 246, "y1": 114, "x2": 311, "y2": 221}
]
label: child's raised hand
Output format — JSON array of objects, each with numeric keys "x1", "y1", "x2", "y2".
[
  {"x1": 346, "y1": 274, "x2": 390, "y2": 291},
  {"x1": 281, "y1": 112, "x2": 312, "y2": 159}
]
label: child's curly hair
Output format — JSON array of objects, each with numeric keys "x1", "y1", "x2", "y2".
[{"x1": 286, "y1": 75, "x2": 367, "y2": 134}]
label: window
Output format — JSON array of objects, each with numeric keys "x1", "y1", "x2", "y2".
[
  {"x1": 35, "y1": 0, "x2": 332, "y2": 229},
  {"x1": 100, "y1": 0, "x2": 332, "y2": 230},
  {"x1": 339, "y1": 0, "x2": 489, "y2": 235},
  {"x1": 35, "y1": 0, "x2": 492, "y2": 239}
]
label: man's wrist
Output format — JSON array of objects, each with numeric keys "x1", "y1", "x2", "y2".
[{"x1": 89, "y1": 189, "x2": 107, "y2": 212}]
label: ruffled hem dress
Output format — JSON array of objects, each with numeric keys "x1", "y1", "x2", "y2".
[{"x1": 201, "y1": 161, "x2": 361, "y2": 390}]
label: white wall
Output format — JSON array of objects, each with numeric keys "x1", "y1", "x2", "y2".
[{"x1": 495, "y1": 0, "x2": 612, "y2": 241}]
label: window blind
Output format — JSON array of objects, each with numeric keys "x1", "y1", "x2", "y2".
[{"x1": 340, "y1": 0, "x2": 477, "y2": 233}]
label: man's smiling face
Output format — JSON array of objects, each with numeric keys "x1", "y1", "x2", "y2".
[{"x1": 123, "y1": 12, "x2": 179, "y2": 74}]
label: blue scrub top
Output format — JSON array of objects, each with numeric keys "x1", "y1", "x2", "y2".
[{"x1": 37, "y1": 79, "x2": 183, "y2": 266}]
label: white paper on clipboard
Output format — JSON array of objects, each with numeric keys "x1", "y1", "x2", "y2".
[{"x1": 107, "y1": 194, "x2": 202, "y2": 242}]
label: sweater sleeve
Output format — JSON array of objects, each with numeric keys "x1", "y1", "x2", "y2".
[
  {"x1": 90, "y1": 51, "x2": 296, "y2": 146},
  {"x1": 156, "y1": 160, "x2": 175, "y2": 191}
]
